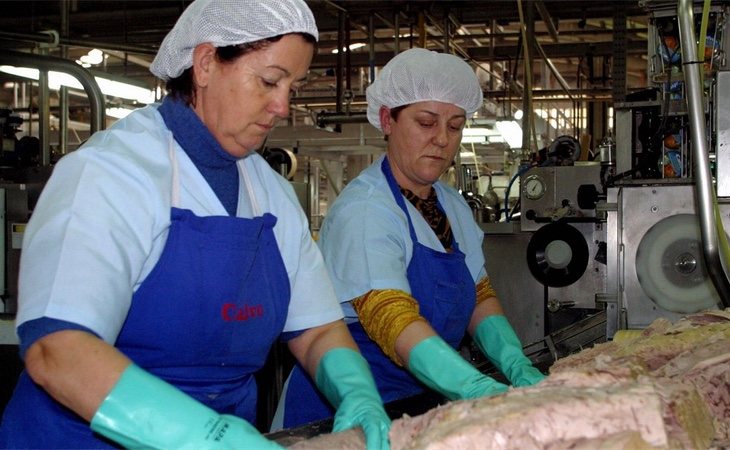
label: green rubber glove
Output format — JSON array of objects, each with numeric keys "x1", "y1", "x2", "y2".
[
  {"x1": 408, "y1": 336, "x2": 508, "y2": 401},
  {"x1": 473, "y1": 315, "x2": 546, "y2": 387},
  {"x1": 315, "y1": 348, "x2": 391, "y2": 450},
  {"x1": 90, "y1": 364, "x2": 282, "y2": 450}
]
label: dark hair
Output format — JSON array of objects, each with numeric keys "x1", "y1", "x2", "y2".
[
  {"x1": 165, "y1": 32, "x2": 316, "y2": 106},
  {"x1": 382, "y1": 104, "x2": 408, "y2": 141},
  {"x1": 389, "y1": 104, "x2": 407, "y2": 122}
]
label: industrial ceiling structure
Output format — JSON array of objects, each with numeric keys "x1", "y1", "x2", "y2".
[{"x1": 0, "y1": 0, "x2": 653, "y2": 157}]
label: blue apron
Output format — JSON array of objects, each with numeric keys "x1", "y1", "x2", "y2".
[
  {"x1": 0, "y1": 147, "x2": 290, "y2": 448},
  {"x1": 280, "y1": 156, "x2": 475, "y2": 429}
]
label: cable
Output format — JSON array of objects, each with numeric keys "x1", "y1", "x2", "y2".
[{"x1": 504, "y1": 163, "x2": 533, "y2": 222}]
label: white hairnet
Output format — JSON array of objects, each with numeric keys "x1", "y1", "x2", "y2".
[
  {"x1": 150, "y1": 0, "x2": 318, "y2": 81},
  {"x1": 366, "y1": 48, "x2": 483, "y2": 130}
]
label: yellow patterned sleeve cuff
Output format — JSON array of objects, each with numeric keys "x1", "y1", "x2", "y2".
[
  {"x1": 476, "y1": 276, "x2": 497, "y2": 305},
  {"x1": 352, "y1": 289, "x2": 425, "y2": 366}
]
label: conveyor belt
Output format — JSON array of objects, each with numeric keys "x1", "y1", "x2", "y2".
[
  {"x1": 469, "y1": 309, "x2": 607, "y2": 376},
  {"x1": 525, "y1": 308, "x2": 607, "y2": 363}
]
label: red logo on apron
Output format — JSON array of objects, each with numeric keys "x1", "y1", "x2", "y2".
[{"x1": 221, "y1": 303, "x2": 264, "y2": 321}]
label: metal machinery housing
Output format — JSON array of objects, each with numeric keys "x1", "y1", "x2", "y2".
[{"x1": 482, "y1": 1, "x2": 730, "y2": 367}]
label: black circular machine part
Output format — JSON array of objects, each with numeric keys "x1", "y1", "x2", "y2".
[{"x1": 526, "y1": 222, "x2": 589, "y2": 288}]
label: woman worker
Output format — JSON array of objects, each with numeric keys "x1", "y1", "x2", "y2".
[
  {"x1": 0, "y1": 1, "x2": 390, "y2": 448},
  {"x1": 277, "y1": 48, "x2": 544, "y2": 429}
]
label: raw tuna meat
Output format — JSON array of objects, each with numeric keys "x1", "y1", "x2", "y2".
[{"x1": 281, "y1": 309, "x2": 730, "y2": 449}]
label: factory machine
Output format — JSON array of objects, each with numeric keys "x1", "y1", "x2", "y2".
[
  {"x1": 0, "y1": 50, "x2": 105, "y2": 320},
  {"x1": 482, "y1": 0, "x2": 730, "y2": 367},
  {"x1": 0, "y1": 51, "x2": 105, "y2": 418},
  {"x1": 0, "y1": 109, "x2": 49, "y2": 419},
  {"x1": 0, "y1": 109, "x2": 47, "y2": 318},
  {"x1": 602, "y1": 0, "x2": 730, "y2": 337}
]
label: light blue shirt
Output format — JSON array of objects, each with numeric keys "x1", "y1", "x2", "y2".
[
  {"x1": 17, "y1": 104, "x2": 342, "y2": 343},
  {"x1": 319, "y1": 154, "x2": 487, "y2": 318}
]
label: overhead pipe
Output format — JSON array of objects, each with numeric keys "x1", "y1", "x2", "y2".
[
  {"x1": 677, "y1": 0, "x2": 730, "y2": 307},
  {"x1": 104, "y1": 50, "x2": 152, "y2": 69},
  {"x1": 417, "y1": 11, "x2": 426, "y2": 48},
  {"x1": 533, "y1": 39, "x2": 575, "y2": 101},
  {"x1": 443, "y1": 9, "x2": 450, "y2": 53},
  {"x1": 370, "y1": 10, "x2": 399, "y2": 55},
  {"x1": 38, "y1": 59, "x2": 50, "y2": 165},
  {"x1": 315, "y1": 112, "x2": 368, "y2": 128},
  {"x1": 292, "y1": 88, "x2": 618, "y2": 106},
  {"x1": 59, "y1": 0, "x2": 70, "y2": 156},
  {"x1": 313, "y1": 6, "x2": 363, "y2": 131},
  {"x1": 0, "y1": 30, "x2": 157, "y2": 56},
  {"x1": 423, "y1": 12, "x2": 467, "y2": 59},
  {"x1": 0, "y1": 50, "x2": 105, "y2": 132},
  {"x1": 534, "y1": 0, "x2": 560, "y2": 43},
  {"x1": 394, "y1": 9, "x2": 400, "y2": 55},
  {"x1": 516, "y1": 0, "x2": 536, "y2": 159},
  {"x1": 335, "y1": 9, "x2": 345, "y2": 115},
  {"x1": 612, "y1": 5, "x2": 628, "y2": 102},
  {"x1": 368, "y1": 14, "x2": 376, "y2": 83},
  {"x1": 345, "y1": 13, "x2": 352, "y2": 100},
  {"x1": 0, "y1": 50, "x2": 106, "y2": 165},
  {"x1": 329, "y1": 8, "x2": 362, "y2": 128},
  {"x1": 484, "y1": 87, "x2": 613, "y2": 102},
  {"x1": 316, "y1": 28, "x2": 648, "y2": 47},
  {"x1": 308, "y1": 42, "x2": 646, "y2": 72},
  {"x1": 421, "y1": 10, "x2": 514, "y2": 94},
  {"x1": 291, "y1": 94, "x2": 366, "y2": 105},
  {"x1": 373, "y1": 12, "x2": 395, "y2": 29},
  {"x1": 323, "y1": 0, "x2": 367, "y2": 35}
]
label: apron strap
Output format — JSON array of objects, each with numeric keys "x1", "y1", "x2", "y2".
[
  {"x1": 167, "y1": 133, "x2": 261, "y2": 218},
  {"x1": 168, "y1": 132, "x2": 181, "y2": 208},
  {"x1": 239, "y1": 161, "x2": 262, "y2": 217},
  {"x1": 381, "y1": 157, "x2": 419, "y2": 244}
]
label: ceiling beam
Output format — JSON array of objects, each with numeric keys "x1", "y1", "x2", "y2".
[{"x1": 310, "y1": 40, "x2": 647, "y2": 69}]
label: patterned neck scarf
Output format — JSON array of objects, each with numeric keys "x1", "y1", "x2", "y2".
[{"x1": 400, "y1": 187, "x2": 453, "y2": 251}]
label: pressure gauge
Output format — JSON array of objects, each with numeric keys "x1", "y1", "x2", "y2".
[{"x1": 523, "y1": 174, "x2": 546, "y2": 200}]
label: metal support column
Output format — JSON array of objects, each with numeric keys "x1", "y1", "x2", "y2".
[{"x1": 612, "y1": 5, "x2": 628, "y2": 103}]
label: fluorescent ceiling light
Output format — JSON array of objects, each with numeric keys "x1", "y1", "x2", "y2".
[
  {"x1": 462, "y1": 127, "x2": 499, "y2": 137},
  {"x1": 80, "y1": 49, "x2": 104, "y2": 65},
  {"x1": 461, "y1": 135, "x2": 487, "y2": 144},
  {"x1": 0, "y1": 66, "x2": 36, "y2": 80},
  {"x1": 495, "y1": 120, "x2": 523, "y2": 149},
  {"x1": 331, "y1": 42, "x2": 367, "y2": 53},
  {"x1": 95, "y1": 77, "x2": 154, "y2": 104},
  {"x1": 0, "y1": 65, "x2": 155, "y2": 104}
]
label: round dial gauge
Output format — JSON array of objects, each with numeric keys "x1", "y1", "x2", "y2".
[{"x1": 523, "y1": 174, "x2": 546, "y2": 200}]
